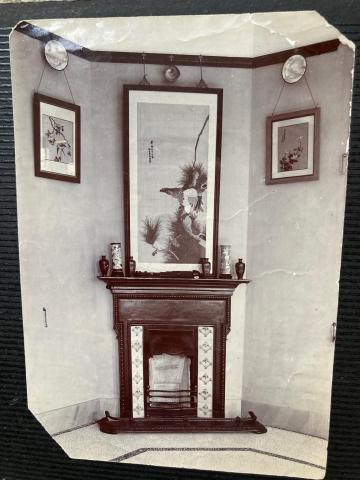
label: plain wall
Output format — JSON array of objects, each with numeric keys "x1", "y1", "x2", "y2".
[
  {"x1": 11, "y1": 31, "x2": 251, "y2": 417},
  {"x1": 242, "y1": 44, "x2": 354, "y2": 438},
  {"x1": 10, "y1": 32, "x2": 103, "y2": 414}
]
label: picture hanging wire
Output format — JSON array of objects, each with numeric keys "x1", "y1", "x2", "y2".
[
  {"x1": 272, "y1": 72, "x2": 317, "y2": 115},
  {"x1": 36, "y1": 63, "x2": 46, "y2": 92},
  {"x1": 139, "y1": 52, "x2": 150, "y2": 85},
  {"x1": 303, "y1": 73, "x2": 317, "y2": 108},
  {"x1": 36, "y1": 60, "x2": 76, "y2": 104},
  {"x1": 63, "y1": 70, "x2": 76, "y2": 104},
  {"x1": 197, "y1": 55, "x2": 208, "y2": 88}
]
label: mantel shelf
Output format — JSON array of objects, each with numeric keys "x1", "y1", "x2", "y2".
[{"x1": 98, "y1": 276, "x2": 250, "y2": 291}]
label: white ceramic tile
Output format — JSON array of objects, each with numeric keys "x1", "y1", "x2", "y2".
[
  {"x1": 130, "y1": 326, "x2": 144, "y2": 418},
  {"x1": 197, "y1": 326, "x2": 214, "y2": 417}
]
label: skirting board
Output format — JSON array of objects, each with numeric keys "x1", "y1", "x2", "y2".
[
  {"x1": 241, "y1": 400, "x2": 330, "y2": 440},
  {"x1": 35, "y1": 398, "x2": 120, "y2": 435}
]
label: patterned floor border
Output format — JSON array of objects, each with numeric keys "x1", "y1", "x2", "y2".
[
  {"x1": 52, "y1": 422, "x2": 97, "y2": 437},
  {"x1": 111, "y1": 447, "x2": 326, "y2": 471}
]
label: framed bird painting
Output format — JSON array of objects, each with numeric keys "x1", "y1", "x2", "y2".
[
  {"x1": 123, "y1": 85, "x2": 223, "y2": 276},
  {"x1": 33, "y1": 93, "x2": 81, "y2": 183}
]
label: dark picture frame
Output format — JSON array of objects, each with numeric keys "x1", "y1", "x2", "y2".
[
  {"x1": 33, "y1": 93, "x2": 81, "y2": 183},
  {"x1": 123, "y1": 85, "x2": 223, "y2": 276},
  {"x1": 266, "y1": 107, "x2": 320, "y2": 185}
]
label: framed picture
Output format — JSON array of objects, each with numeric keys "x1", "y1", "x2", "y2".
[
  {"x1": 123, "y1": 85, "x2": 223, "y2": 275},
  {"x1": 266, "y1": 107, "x2": 320, "y2": 184},
  {"x1": 33, "y1": 93, "x2": 80, "y2": 182}
]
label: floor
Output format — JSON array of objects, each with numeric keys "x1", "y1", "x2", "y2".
[{"x1": 53, "y1": 424, "x2": 327, "y2": 478}]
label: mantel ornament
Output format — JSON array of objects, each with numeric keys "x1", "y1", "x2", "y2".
[{"x1": 110, "y1": 242, "x2": 124, "y2": 276}]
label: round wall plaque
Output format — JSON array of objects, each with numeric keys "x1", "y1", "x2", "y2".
[
  {"x1": 282, "y1": 54, "x2": 307, "y2": 84},
  {"x1": 44, "y1": 40, "x2": 68, "y2": 71},
  {"x1": 164, "y1": 64, "x2": 181, "y2": 83}
]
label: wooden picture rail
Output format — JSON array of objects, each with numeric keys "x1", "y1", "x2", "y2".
[{"x1": 15, "y1": 21, "x2": 340, "y2": 69}]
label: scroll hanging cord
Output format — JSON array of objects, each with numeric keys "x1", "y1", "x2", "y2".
[{"x1": 139, "y1": 52, "x2": 150, "y2": 85}]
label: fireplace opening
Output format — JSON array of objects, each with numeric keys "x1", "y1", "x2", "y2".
[{"x1": 143, "y1": 326, "x2": 198, "y2": 417}]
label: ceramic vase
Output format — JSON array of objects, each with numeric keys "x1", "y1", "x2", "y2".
[
  {"x1": 200, "y1": 257, "x2": 211, "y2": 278},
  {"x1": 99, "y1": 255, "x2": 109, "y2": 277},
  {"x1": 111, "y1": 242, "x2": 123, "y2": 276},
  {"x1": 220, "y1": 245, "x2": 232, "y2": 277},
  {"x1": 235, "y1": 258, "x2": 245, "y2": 279},
  {"x1": 128, "y1": 256, "x2": 136, "y2": 276}
]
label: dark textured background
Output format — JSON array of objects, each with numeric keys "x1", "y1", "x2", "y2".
[{"x1": 0, "y1": 1, "x2": 359, "y2": 479}]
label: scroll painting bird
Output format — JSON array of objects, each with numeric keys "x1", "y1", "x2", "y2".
[
  {"x1": 160, "y1": 168, "x2": 207, "y2": 246},
  {"x1": 160, "y1": 169, "x2": 207, "y2": 214}
]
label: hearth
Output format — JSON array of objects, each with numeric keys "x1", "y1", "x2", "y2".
[
  {"x1": 97, "y1": 277, "x2": 266, "y2": 434},
  {"x1": 144, "y1": 326, "x2": 197, "y2": 417}
]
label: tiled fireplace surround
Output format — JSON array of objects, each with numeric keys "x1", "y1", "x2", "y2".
[
  {"x1": 130, "y1": 323, "x2": 214, "y2": 418},
  {"x1": 97, "y1": 277, "x2": 266, "y2": 434}
]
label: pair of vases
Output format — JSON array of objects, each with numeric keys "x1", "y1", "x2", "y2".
[
  {"x1": 99, "y1": 242, "x2": 136, "y2": 277},
  {"x1": 201, "y1": 255, "x2": 245, "y2": 279},
  {"x1": 220, "y1": 245, "x2": 245, "y2": 279}
]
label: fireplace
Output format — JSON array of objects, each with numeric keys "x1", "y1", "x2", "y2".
[
  {"x1": 144, "y1": 326, "x2": 197, "y2": 417},
  {"x1": 97, "y1": 277, "x2": 266, "y2": 433}
]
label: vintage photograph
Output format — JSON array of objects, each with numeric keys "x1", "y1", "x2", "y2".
[
  {"x1": 33, "y1": 93, "x2": 80, "y2": 182},
  {"x1": 9, "y1": 11, "x2": 354, "y2": 478}
]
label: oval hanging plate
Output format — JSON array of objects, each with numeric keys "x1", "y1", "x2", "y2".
[
  {"x1": 282, "y1": 54, "x2": 307, "y2": 84},
  {"x1": 44, "y1": 40, "x2": 68, "y2": 71}
]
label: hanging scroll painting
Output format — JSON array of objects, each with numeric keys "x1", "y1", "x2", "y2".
[{"x1": 123, "y1": 85, "x2": 223, "y2": 274}]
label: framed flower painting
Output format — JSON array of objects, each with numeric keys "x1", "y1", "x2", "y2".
[
  {"x1": 33, "y1": 93, "x2": 81, "y2": 182},
  {"x1": 266, "y1": 108, "x2": 320, "y2": 184},
  {"x1": 123, "y1": 85, "x2": 223, "y2": 275}
]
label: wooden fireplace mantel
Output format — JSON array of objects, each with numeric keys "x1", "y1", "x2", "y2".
[
  {"x1": 97, "y1": 275, "x2": 266, "y2": 434},
  {"x1": 97, "y1": 276, "x2": 250, "y2": 337}
]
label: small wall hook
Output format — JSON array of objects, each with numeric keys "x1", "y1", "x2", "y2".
[
  {"x1": 42, "y1": 307, "x2": 48, "y2": 328},
  {"x1": 340, "y1": 153, "x2": 348, "y2": 175},
  {"x1": 331, "y1": 322, "x2": 337, "y2": 342}
]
